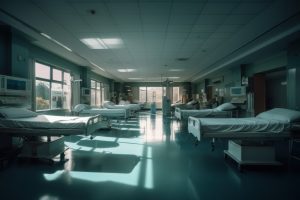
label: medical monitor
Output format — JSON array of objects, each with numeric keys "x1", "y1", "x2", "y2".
[
  {"x1": 0, "y1": 75, "x2": 29, "y2": 95},
  {"x1": 230, "y1": 86, "x2": 246, "y2": 97}
]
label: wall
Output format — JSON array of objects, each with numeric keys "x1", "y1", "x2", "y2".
[
  {"x1": 287, "y1": 40, "x2": 300, "y2": 110},
  {"x1": 244, "y1": 51, "x2": 287, "y2": 77},
  {"x1": 194, "y1": 66, "x2": 241, "y2": 102},
  {"x1": 0, "y1": 25, "x2": 11, "y2": 75}
]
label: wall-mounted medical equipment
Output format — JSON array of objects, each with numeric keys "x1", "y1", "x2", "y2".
[
  {"x1": 0, "y1": 75, "x2": 31, "y2": 107},
  {"x1": 0, "y1": 75, "x2": 30, "y2": 96},
  {"x1": 229, "y1": 86, "x2": 246, "y2": 97}
]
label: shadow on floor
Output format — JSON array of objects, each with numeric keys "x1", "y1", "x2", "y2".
[{"x1": 69, "y1": 150, "x2": 140, "y2": 173}]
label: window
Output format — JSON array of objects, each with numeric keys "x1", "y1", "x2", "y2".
[
  {"x1": 139, "y1": 87, "x2": 147, "y2": 103},
  {"x1": 90, "y1": 80, "x2": 102, "y2": 106},
  {"x1": 172, "y1": 87, "x2": 180, "y2": 103},
  {"x1": 138, "y1": 87, "x2": 165, "y2": 108},
  {"x1": 35, "y1": 62, "x2": 71, "y2": 111}
]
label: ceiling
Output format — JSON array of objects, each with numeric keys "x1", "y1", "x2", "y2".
[{"x1": 0, "y1": 0, "x2": 299, "y2": 83}]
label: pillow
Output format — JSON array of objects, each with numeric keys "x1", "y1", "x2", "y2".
[
  {"x1": 256, "y1": 108, "x2": 300, "y2": 123},
  {"x1": 103, "y1": 101, "x2": 116, "y2": 108},
  {"x1": 73, "y1": 104, "x2": 91, "y2": 113},
  {"x1": 215, "y1": 103, "x2": 237, "y2": 111},
  {"x1": 0, "y1": 107, "x2": 38, "y2": 119}
]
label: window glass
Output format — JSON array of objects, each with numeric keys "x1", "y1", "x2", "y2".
[
  {"x1": 36, "y1": 80, "x2": 50, "y2": 110},
  {"x1": 91, "y1": 80, "x2": 96, "y2": 88},
  {"x1": 35, "y1": 62, "x2": 71, "y2": 110},
  {"x1": 53, "y1": 68, "x2": 62, "y2": 81},
  {"x1": 172, "y1": 87, "x2": 180, "y2": 103},
  {"x1": 147, "y1": 87, "x2": 163, "y2": 103},
  {"x1": 35, "y1": 63, "x2": 50, "y2": 79},
  {"x1": 63, "y1": 84, "x2": 71, "y2": 109},
  {"x1": 96, "y1": 90, "x2": 101, "y2": 106},
  {"x1": 139, "y1": 87, "x2": 147, "y2": 103},
  {"x1": 51, "y1": 83, "x2": 63, "y2": 109},
  {"x1": 64, "y1": 72, "x2": 71, "y2": 85},
  {"x1": 91, "y1": 89, "x2": 96, "y2": 106}
]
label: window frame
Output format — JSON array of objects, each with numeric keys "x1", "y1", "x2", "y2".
[
  {"x1": 35, "y1": 61, "x2": 71, "y2": 111},
  {"x1": 90, "y1": 79, "x2": 102, "y2": 107}
]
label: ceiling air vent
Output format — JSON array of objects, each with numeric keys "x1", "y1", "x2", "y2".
[{"x1": 176, "y1": 58, "x2": 189, "y2": 61}]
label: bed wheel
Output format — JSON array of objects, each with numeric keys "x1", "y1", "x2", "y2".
[{"x1": 90, "y1": 136, "x2": 94, "y2": 140}]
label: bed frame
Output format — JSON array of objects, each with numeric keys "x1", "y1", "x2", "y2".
[
  {"x1": 0, "y1": 115, "x2": 104, "y2": 164},
  {"x1": 188, "y1": 116, "x2": 300, "y2": 171}
]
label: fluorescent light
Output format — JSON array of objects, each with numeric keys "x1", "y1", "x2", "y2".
[
  {"x1": 80, "y1": 38, "x2": 108, "y2": 49},
  {"x1": 80, "y1": 38, "x2": 124, "y2": 49},
  {"x1": 41, "y1": 32, "x2": 51, "y2": 39},
  {"x1": 89, "y1": 61, "x2": 105, "y2": 71},
  {"x1": 118, "y1": 69, "x2": 136, "y2": 72},
  {"x1": 163, "y1": 77, "x2": 180, "y2": 79},
  {"x1": 41, "y1": 32, "x2": 72, "y2": 52},
  {"x1": 169, "y1": 69, "x2": 183, "y2": 72},
  {"x1": 103, "y1": 38, "x2": 123, "y2": 48},
  {"x1": 128, "y1": 78, "x2": 143, "y2": 80}
]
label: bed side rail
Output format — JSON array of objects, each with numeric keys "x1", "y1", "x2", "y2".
[{"x1": 85, "y1": 114, "x2": 102, "y2": 137}]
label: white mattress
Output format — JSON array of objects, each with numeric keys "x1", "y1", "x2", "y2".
[
  {"x1": 175, "y1": 108, "x2": 230, "y2": 120},
  {"x1": 197, "y1": 117, "x2": 291, "y2": 133},
  {"x1": 188, "y1": 117, "x2": 297, "y2": 141},
  {"x1": 0, "y1": 115, "x2": 91, "y2": 129},
  {"x1": 80, "y1": 108, "x2": 129, "y2": 118}
]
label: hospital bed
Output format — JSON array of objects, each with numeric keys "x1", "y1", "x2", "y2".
[
  {"x1": 188, "y1": 108, "x2": 300, "y2": 170},
  {"x1": 0, "y1": 107, "x2": 105, "y2": 163},
  {"x1": 103, "y1": 101, "x2": 141, "y2": 116},
  {"x1": 73, "y1": 104, "x2": 130, "y2": 121},
  {"x1": 175, "y1": 102, "x2": 236, "y2": 121}
]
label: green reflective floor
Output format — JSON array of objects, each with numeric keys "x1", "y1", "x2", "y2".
[{"x1": 1, "y1": 111, "x2": 300, "y2": 200}]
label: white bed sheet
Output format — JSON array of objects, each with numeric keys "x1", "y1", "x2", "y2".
[
  {"x1": 175, "y1": 108, "x2": 231, "y2": 120},
  {"x1": 188, "y1": 117, "x2": 296, "y2": 141},
  {"x1": 80, "y1": 108, "x2": 129, "y2": 119},
  {"x1": 0, "y1": 115, "x2": 92, "y2": 129}
]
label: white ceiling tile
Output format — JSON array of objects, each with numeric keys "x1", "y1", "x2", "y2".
[
  {"x1": 210, "y1": 32, "x2": 233, "y2": 38},
  {"x1": 144, "y1": 32, "x2": 165, "y2": 40},
  {"x1": 202, "y1": 2, "x2": 238, "y2": 14},
  {"x1": 216, "y1": 24, "x2": 242, "y2": 33},
  {"x1": 34, "y1": 1, "x2": 77, "y2": 15},
  {"x1": 167, "y1": 25, "x2": 193, "y2": 33},
  {"x1": 171, "y1": 2, "x2": 205, "y2": 14},
  {"x1": 113, "y1": 14, "x2": 141, "y2": 26},
  {"x1": 169, "y1": 14, "x2": 198, "y2": 25},
  {"x1": 143, "y1": 24, "x2": 167, "y2": 32},
  {"x1": 233, "y1": 2, "x2": 270, "y2": 15},
  {"x1": 70, "y1": 2, "x2": 108, "y2": 16},
  {"x1": 141, "y1": 14, "x2": 169, "y2": 25},
  {"x1": 107, "y1": 2, "x2": 139, "y2": 15},
  {"x1": 195, "y1": 15, "x2": 227, "y2": 25},
  {"x1": 188, "y1": 32, "x2": 213, "y2": 40},
  {"x1": 223, "y1": 14, "x2": 255, "y2": 25},
  {"x1": 121, "y1": 32, "x2": 144, "y2": 39},
  {"x1": 164, "y1": 39, "x2": 184, "y2": 49},
  {"x1": 140, "y1": 2, "x2": 172, "y2": 15},
  {"x1": 166, "y1": 32, "x2": 189, "y2": 39},
  {"x1": 192, "y1": 24, "x2": 219, "y2": 32}
]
